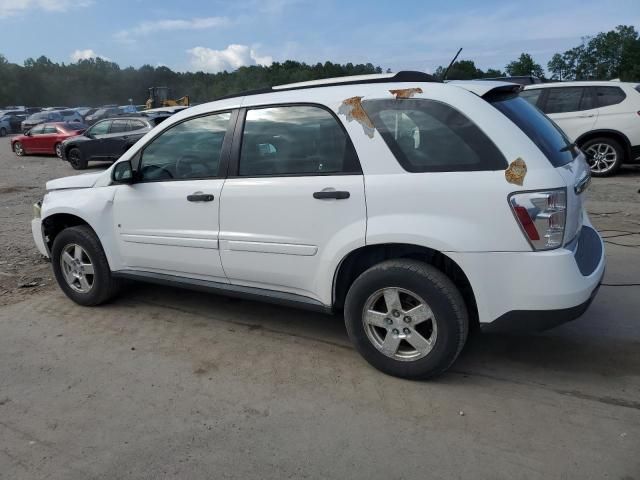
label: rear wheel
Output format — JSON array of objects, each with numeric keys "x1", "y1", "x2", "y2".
[
  {"x1": 51, "y1": 225, "x2": 120, "y2": 306},
  {"x1": 13, "y1": 141, "x2": 24, "y2": 156},
  {"x1": 344, "y1": 259, "x2": 468, "y2": 379},
  {"x1": 54, "y1": 142, "x2": 62, "y2": 158},
  {"x1": 582, "y1": 137, "x2": 624, "y2": 177},
  {"x1": 68, "y1": 147, "x2": 87, "y2": 170}
]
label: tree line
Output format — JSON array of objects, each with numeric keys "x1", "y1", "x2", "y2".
[{"x1": 0, "y1": 25, "x2": 638, "y2": 107}]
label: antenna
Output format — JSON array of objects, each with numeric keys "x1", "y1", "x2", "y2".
[{"x1": 442, "y1": 48, "x2": 463, "y2": 81}]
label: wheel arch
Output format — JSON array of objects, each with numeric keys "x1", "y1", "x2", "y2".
[
  {"x1": 332, "y1": 243, "x2": 478, "y2": 328},
  {"x1": 576, "y1": 129, "x2": 631, "y2": 163},
  {"x1": 42, "y1": 212, "x2": 96, "y2": 253}
]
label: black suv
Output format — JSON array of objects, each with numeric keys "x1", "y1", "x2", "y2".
[{"x1": 61, "y1": 115, "x2": 169, "y2": 170}]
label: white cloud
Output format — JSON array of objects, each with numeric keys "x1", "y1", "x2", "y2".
[
  {"x1": 115, "y1": 16, "x2": 230, "y2": 43},
  {"x1": 0, "y1": 0, "x2": 92, "y2": 18},
  {"x1": 187, "y1": 44, "x2": 273, "y2": 73},
  {"x1": 70, "y1": 49, "x2": 110, "y2": 62}
]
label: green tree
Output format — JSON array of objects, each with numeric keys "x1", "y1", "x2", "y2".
[{"x1": 505, "y1": 53, "x2": 545, "y2": 78}]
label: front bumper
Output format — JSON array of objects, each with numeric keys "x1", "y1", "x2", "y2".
[
  {"x1": 31, "y1": 203, "x2": 49, "y2": 258},
  {"x1": 448, "y1": 222, "x2": 605, "y2": 332}
]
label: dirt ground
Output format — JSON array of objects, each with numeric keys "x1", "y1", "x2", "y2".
[{"x1": 1, "y1": 135, "x2": 639, "y2": 479}]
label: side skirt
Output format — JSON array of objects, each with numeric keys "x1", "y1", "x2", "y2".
[{"x1": 112, "y1": 270, "x2": 333, "y2": 314}]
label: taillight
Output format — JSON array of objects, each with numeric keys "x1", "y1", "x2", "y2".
[{"x1": 509, "y1": 188, "x2": 567, "y2": 250}]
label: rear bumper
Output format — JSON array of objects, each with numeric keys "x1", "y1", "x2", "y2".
[
  {"x1": 482, "y1": 268, "x2": 603, "y2": 333},
  {"x1": 448, "y1": 220, "x2": 605, "y2": 331}
]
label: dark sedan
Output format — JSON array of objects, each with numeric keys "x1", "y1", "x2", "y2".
[{"x1": 61, "y1": 115, "x2": 169, "y2": 169}]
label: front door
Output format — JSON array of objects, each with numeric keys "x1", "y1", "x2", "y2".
[
  {"x1": 85, "y1": 120, "x2": 113, "y2": 160},
  {"x1": 113, "y1": 111, "x2": 233, "y2": 281},
  {"x1": 219, "y1": 105, "x2": 366, "y2": 303}
]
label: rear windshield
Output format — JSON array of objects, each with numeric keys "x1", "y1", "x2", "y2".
[
  {"x1": 362, "y1": 98, "x2": 507, "y2": 172},
  {"x1": 487, "y1": 92, "x2": 576, "y2": 167}
]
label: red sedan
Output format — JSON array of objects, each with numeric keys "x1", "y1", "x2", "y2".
[{"x1": 12, "y1": 122, "x2": 86, "y2": 158}]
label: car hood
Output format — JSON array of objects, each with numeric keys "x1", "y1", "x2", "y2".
[
  {"x1": 46, "y1": 171, "x2": 103, "y2": 191},
  {"x1": 64, "y1": 134, "x2": 88, "y2": 143}
]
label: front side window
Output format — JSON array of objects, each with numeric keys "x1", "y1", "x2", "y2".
[
  {"x1": 363, "y1": 99, "x2": 506, "y2": 172},
  {"x1": 239, "y1": 105, "x2": 360, "y2": 176},
  {"x1": 596, "y1": 86, "x2": 626, "y2": 108},
  {"x1": 89, "y1": 121, "x2": 111, "y2": 136},
  {"x1": 139, "y1": 112, "x2": 231, "y2": 181}
]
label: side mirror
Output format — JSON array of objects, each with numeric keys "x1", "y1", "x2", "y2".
[{"x1": 112, "y1": 160, "x2": 134, "y2": 184}]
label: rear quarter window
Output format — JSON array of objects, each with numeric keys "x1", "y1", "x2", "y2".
[
  {"x1": 487, "y1": 92, "x2": 576, "y2": 167},
  {"x1": 362, "y1": 99, "x2": 507, "y2": 172},
  {"x1": 596, "y1": 86, "x2": 626, "y2": 107}
]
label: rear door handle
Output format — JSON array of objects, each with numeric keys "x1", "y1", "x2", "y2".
[
  {"x1": 187, "y1": 193, "x2": 214, "y2": 202},
  {"x1": 313, "y1": 190, "x2": 350, "y2": 200}
]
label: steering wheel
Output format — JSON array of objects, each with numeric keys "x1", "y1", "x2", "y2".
[
  {"x1": 175, "y1": 153, "x2": 207, "y2": 178},
  {"x1": 140, "y1": 164, "x2": 173, "y2": 180}
]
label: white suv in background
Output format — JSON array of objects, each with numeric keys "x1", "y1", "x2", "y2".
[
  {"x1": 31, "y1": 72, "x2": 605, "y2": 379},
  {"x1": 522, "y1": 81, "x2": 640, "y2": 176}
]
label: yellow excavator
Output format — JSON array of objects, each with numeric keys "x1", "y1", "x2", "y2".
[{"x1": 145, "y1": 87, "x2": 190, "y2": 110}]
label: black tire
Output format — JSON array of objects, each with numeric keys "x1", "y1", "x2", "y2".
[
  {"x1": 344, "y1": 259, "x2": 468, "y2": 379},
  {"x1": 51, "y1": 225, "x2": 120, "y2": 306},
  {"x1": 54, "y1": 142, "x2": 62, "y2": 158},
  {"x1": 581, "y1": 137, "x2": 624, "y2": 177},
  {"x1": 0, "y1": 127, "x2": 6, "y2": 137},
  {"x1": 68, "y1": 147, "x2": 87, "y2": 170},
  {"x1": 13, "y1": 141, "x2": 24, "y2": 156}
]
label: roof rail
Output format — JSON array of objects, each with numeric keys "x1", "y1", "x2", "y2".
[{"x1": 214, "y1": 70, "x2": 438, "y2": 101}]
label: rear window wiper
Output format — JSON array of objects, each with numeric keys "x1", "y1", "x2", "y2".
[{"x1": 559, "y1": 142, "x2": 577, "y2": 152}]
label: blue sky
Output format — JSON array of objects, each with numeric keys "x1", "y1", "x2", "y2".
[{"x1": 1, "y1": 0, "x2": 639, "y2": 73}]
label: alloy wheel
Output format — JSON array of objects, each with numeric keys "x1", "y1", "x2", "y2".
[
  {"x1": 60, "y1": 244, "x2": 95, "y2": 293},
  {"x1": 55, "y1": 143, "x2": 62, "y2": 158},
  {"x1": 362, "y1": 287, "x2": 437, "y2": 361},
  {"x1": 14, "y1": 142, "x2": 24, "y2": 156},
  {"x1": 586, "y1": 143, "x2": 617, "y2": 174}
]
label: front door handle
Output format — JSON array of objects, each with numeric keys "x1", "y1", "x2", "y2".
[
  {"x1": 313, "y1": 190, "x2": 350, "y2": 200},
  {"x1": 187, "y1": 193, "x2": 214, "y2": 202}
]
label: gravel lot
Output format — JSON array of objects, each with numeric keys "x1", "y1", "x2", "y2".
[{"x1": 0, "y1": 135, "x2": 639, "y2": 479}]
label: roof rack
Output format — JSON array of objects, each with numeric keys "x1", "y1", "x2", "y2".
[{"x1": 214, "y1": 70, "x2": 439, "y2": 101}]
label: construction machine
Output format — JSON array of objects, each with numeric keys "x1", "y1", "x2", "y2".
[{"x1": 145, "y1": 87, "x2": 190, "y2": 110}]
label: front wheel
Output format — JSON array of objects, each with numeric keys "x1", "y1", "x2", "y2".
[
  {"x1": 55, "y1": 142, "x2": 63, "y2": 158},
  {"x1": 51, "y1": 225, "x2": 120, "y2": 306},
  {"x1": 344, "y1": 259, "x2": 468, "y2": 379},
  {"x1": 582, "y1": 137, "x2": 624, "y2": 177},
  {"x1": 13, "y1": 141, "x2": 24, "y2": 156}
]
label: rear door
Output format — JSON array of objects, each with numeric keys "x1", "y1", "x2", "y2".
[
  {"x1": 103, "y1": 119, "x2": 130, "y2": 160},
  {"x1": 113, "y1": 111, "x2": 234, "y2": 279},
  {"x1": 38, "y1": 124, "x2": 59, "y2": 153},
  {"x1": 218, "y1": 104, "x2": 366, "y2": 303},
  {"x1": 540, "y1": 86, "x2": 598, "y2": 141}
]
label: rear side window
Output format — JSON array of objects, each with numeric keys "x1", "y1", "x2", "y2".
[
  {"x1": 130, "y1": 120, "x2": 146, "y2": 130},
  {"x1": 43, "y1": 125, "x2": 56, "y2": 134},
  {"x1": 543, "y1": 87, "x2": 594, "y2": 113},
  {"x1": 596, "y1": 86, "x2": 626, "y2": 107},
  {"x1": 110, "y1": 120, "x2": 129, "y2": 133},
  {"x1": 488, "y1": 92, "x2": 576, "y2": 167},
  {"x1": 362, "y1": 99, "x2": 506, "y2": 172},
  {"x1": 239, "y1": 105, "x2": 360, "y2": 176}
]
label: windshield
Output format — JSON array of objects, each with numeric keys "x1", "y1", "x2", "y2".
[
  {"x1": 29, "y1": 112, "x2": 47, "y2": 120},
  {"x1": 487, "y1": 92, "x2": 576, "y2": 167}
]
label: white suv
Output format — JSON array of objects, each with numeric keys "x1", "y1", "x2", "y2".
[
  {"x1": 522, "y1": 81, "x2": 640, "y2": 176},
  {"x1": 31, "y1": 72, "x2": 605, "y2": 379}
]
